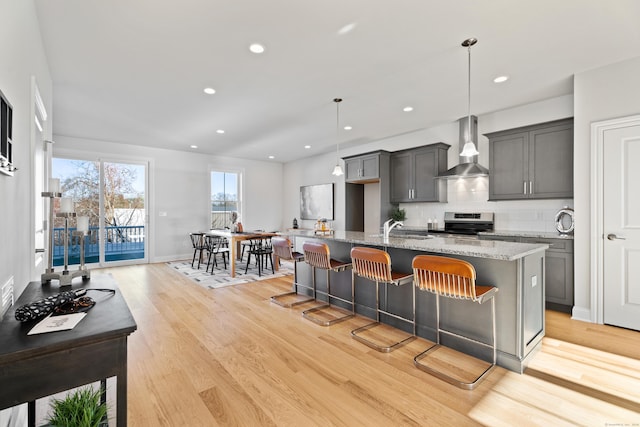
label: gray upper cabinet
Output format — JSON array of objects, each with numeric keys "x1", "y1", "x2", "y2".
[
  {"x1": 486, "y1": 118, "x2": 573, "y2": 200},
  {"x1": 390, "y1": 143, "x2": 449, "y2": 203},
  {"x1": 344, "y1": 152, "x2": 385, "y2": 182}
]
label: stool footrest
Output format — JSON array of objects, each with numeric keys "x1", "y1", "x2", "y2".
[
  {"x1": 303, "y1": 304, "x2": 354, "y2": 326},
  {"x1": 351, "y1": 322, "x2": 416, "y2": 353},
  {"x1": 270, "y1": 292, "x2": 315, "y2": 307},
  {"x1": 414, "y1": 344, "x2": 496, "y2": 390}
]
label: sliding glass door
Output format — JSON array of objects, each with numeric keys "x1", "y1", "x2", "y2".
[{"x1": 52, "y1": 157, "x2": 147, "y2": 266}]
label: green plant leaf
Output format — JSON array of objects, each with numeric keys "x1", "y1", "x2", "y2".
[{"x1": 47, "y1": 386, "x2": 108, "y2": 427}]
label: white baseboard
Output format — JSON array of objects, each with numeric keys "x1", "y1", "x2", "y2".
[
  {"x1": 571, "y1": 306, "x2": 593, "y2": 323},
  {"x1": 151, "y1": 253, "x2": 192, "y2": 264}
]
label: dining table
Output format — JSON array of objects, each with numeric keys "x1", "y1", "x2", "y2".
[{"x1": 206, "y1": 229, "x2": 279, "y2": 277}]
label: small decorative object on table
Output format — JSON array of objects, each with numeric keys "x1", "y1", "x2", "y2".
[
  {"x1": 314, "y1": 218, "x2": 333, "y2": 235},
  {"x1": 293, "y1": 218, "x2": 298, "y2": 229},
  {"x1": 40, "y1": 182, "x2": 90, "y2": 287}
]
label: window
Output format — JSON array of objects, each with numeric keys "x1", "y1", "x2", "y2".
[
  {"x1": 211, "y1": 170, "x2": 241, "y2": 229},
  {"x1": 0, "y1": 89, "x2": 14, "y2": 175},
  {"x1": 53, "y1": 157, "x2": 147, "y2": 266}
]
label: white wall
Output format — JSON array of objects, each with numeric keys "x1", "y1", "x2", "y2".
[
  {"x1": 53, "y1": 136, "x2": 283, "y2": 262},
  {"x1": 573, "y1": 55, "x2": 640, "y2": 322},
  {"x1": 284, "y1": 95, "x2": 574, "y2": 233},
  {"x1": 0, "y1": 0, "x2": 52, "y2": 297},
  {"x1": 0, "y1": 1, "x2": 52, "y2": 425}
]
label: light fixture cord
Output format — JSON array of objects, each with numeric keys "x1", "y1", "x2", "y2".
[
  {"x1": 335, "y1": 98, "x2": 341, "y2": 161},
  {"x1": 467, "y1": 42, "x2": 472, "y2": 142}
]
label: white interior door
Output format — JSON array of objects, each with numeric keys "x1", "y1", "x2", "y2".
[{"x1": 603, "y1": 121, "x2": 640, "y2": 331}]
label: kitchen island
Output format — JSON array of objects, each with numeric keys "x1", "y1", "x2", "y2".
[{"x1": 283, "y1": 230, "x2": 548, "y2": 373}]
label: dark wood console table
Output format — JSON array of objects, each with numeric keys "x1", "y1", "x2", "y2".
[{"x1": 0, "y1": 274, "x2": 137, "y2": 426}]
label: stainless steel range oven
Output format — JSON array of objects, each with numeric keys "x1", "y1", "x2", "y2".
[
  {"x1": 431, "y1": 212, "x2": 494, "y2": 236},
  {"x1": 389, "y1": 212, "x2": 494, "y2": 239}
]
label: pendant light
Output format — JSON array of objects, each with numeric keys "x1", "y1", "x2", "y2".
[
  {"x1": 460, "y1": 38, "x2": 480, "y2": 157},
  {"x1": 331, "y1": 98, "x2": 344, "y2": 176}
]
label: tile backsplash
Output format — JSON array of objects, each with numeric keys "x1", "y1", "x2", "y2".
[{"x1": 400, "y1": 177, "x2": 573, "y2": 233}]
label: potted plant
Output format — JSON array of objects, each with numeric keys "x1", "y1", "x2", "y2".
[
  {"x1": 46, "y1": 386, "x2": 108, "y2": 427},
  {"x1": 390, "y1": 206, "x2": 406, "y2": 222}
]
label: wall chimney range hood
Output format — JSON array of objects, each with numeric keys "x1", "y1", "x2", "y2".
[
  {"x1": 437, "y1": 115, "x2": 489, "y2": 179},
  {"x1": 437, "y1": 37, "x2": 489, "y2": 180}
]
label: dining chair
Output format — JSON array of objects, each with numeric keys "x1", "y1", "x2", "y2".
[
  {"x1": 240, "y1": 229, "x2": 264, "y2": 261},
  {"x1": 244, "y1": 237, "x2": 274, "y2": 276},
  {"x1": 205, "y1": 235, "x2": 230, "y2": 273},
  {"x1": 189, "y1": 232, "x2": 206, "y2": 268}
]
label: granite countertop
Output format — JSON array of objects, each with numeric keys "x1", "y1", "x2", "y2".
[
  {"x1": 479, "y1": 230, "x2": 574, "y2": 240},
  {"x1": 386, "y1": 226, "x2": 574, "y2": 240},
  {"x1": 283, "y1": 230, "x2": 548, "y2": 261}
]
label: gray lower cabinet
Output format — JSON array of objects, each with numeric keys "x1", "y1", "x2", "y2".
[
  {"x1": 344, "y1": 152, "x2": 385, "y2": 182},
  {"x1": 486, "y1": 118, "x2": 573, "y2": 200},
  {"x1": 479, "y1": 234, "x2": 574, "y2": 310},
  {"x1": 390, "y1": 143, "x2": 449, "y2": 203},
  {"x1": 521, "y1": 237, "x2": 574, "y2": 308}
]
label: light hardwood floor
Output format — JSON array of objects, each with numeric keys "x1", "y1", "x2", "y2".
[{"x1": 98, "y1": 263, "x2": 640, "y2": 426}]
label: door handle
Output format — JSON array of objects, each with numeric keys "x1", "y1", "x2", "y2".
[
  {"x1": 607, "y1": 233, "x2": 626, "y2": 241},
  {"x1": 35, "y1": 248, "x2": 45, "y2": 253}
]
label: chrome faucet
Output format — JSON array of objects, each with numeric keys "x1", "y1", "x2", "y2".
[{"x1": 383, "y1": 218, "x2": 403, "y2": 239}]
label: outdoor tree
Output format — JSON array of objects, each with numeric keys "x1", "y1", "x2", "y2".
[
  {"x1": 58, "y1": 161, "x2": 144, "y2": 241},
  {"x1": 210, "y1": 192, "x2": 238, "y2": 228}
]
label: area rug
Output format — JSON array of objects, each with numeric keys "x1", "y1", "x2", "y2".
[{"x1": 168, "y1": 259, "x2": 294, "y2": 289}]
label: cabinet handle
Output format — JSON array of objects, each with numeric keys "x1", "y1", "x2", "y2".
[
  {"x1": 530, "y1": 181, "x2": 533, "y2": 194},
  {"x1": 523, "y1": 181, "x2": 527, "y2": 195}
]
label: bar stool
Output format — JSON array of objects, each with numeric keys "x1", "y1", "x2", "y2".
[
  {"x1": 270, "y1": 237, "x2": 314, "y2": 307},
  {"x1": 350, "y1": 247, "x2": 415, "y2": 352},
  {"x1": 301, "y1": 241, "x2": 353, "y2": 326},
  {"x1": 412, "y1": 255, "x2": 498, "y2": 390}
]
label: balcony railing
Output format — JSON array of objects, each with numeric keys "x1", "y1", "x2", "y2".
[{"x1": 52, "y1": 225, "x2": 145, "y2": 266}]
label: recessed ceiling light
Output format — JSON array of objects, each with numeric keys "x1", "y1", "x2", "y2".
[
  {"x1": 304, "y1": 145, "x2": 311, "y2": 149},
  {"x1": 337, "y1": 22, "x2": 357, "y2": 35},
  {"x1": 493, "y1": 75, "x2": 509, "y2": 83},
  {"x1": 268, "y1": 155, "x2": 275, "y2": 159},
  {"x1": 403, "y1": 106, "x2": 414, "y2": 112},
  {"x1": 344, "y1": 126, "x2": 352, "y2": 131},
  {"x1": 190, "y1": 145, "x2": 198, "y2": 149},
  {"x1": 203, "y1": 88, "x2": 216, "y2": 95},
  {"x1": 216, "y1": 129, "x2": 225, "y2": 134},
  {"x1": 249, "y1": 43, "x2": 265, "y2": 54}
]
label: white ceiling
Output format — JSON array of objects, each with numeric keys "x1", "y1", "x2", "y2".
[{"x1": 34, "y1": 0, "x2": 640, "y2": 163}]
